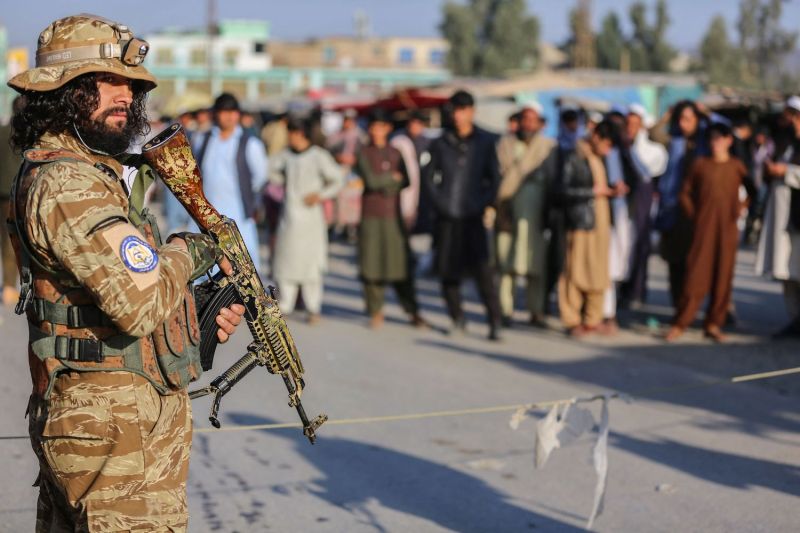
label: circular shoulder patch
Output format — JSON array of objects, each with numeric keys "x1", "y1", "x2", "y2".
[{"x1": 120, "y1": 236, "x2": 159, "y2": 273}]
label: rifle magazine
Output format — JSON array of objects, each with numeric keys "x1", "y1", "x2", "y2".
[{"x1": 197, "y1": 282, "x2": 242, "y2": 371}]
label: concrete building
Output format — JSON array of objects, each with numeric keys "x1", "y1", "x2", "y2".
[
  {"x1": 0, "y1": 27, "x2": 20, "y2": 123},
  {"x1": 144, "y1": 20, "x2": 272, "y2": 108},
  {"x1": 143, "y1": 21, "x2": 451, "y2": 111},
  {"x1": 270, "y1": 36, "x2": 448, "y2": 71}
]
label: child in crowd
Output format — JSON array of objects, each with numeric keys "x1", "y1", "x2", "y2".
[{"x1": 666, "y1": 122, "x2": 748, "y2": 342}]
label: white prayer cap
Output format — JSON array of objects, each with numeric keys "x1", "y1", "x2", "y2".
[
  {"x1": 786, "y1": 96, "x2": 800, "y2": 113},
  {"x1": 628, "y1": 103, "x2": 654, "y2": 127},
  {"x1": 587, "y1": 111, "x2": 604, "y2": 124},
  {"x1": 627, "y1": 103, "x2": 647, "y2": 117},
  {"x1": 521, "y1": 101, "x2": 544, "y2": 117}
]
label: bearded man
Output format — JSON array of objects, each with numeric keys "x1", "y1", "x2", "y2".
[
  {"x1": 7, "y1": 15, "x2": 244, "y2": 532},
  {"x1": 495, "y1": 104, "x2": 557, "y2": 327}
]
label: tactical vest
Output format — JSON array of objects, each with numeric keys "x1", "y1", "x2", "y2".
[{"x1": 7, "y1": 148, "x2": 203, "y2": 399}]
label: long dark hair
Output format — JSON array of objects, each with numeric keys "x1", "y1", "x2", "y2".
[
  {"x1": 669, "y1": 100, "x2": 703, "y2": 140},
  {"x1": 10, "y1": 73, "x2": 150, "y2": 154}
]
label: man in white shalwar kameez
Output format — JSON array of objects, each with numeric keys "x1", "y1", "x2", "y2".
[
  {"x1": 756, "y1": 96, "x2": 800, "y2": 336},
  {"x1": 269, "y1": 117, "x2": 344, "y2": 323},
  {"x1": 621, "y1": 105, "x2": 668, "y2": 307},
  {"x1": 601, "y1": 111, "x2": 632, "y2": 329}
]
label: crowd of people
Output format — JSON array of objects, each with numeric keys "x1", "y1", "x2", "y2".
[
  {"x1": 7, "y1": 88, "x2": 799, "y2": 343},
  {"x1": 11, "y1": 15, "x2": 799, "y2": 532},
  {"x1": 157, "y1": 90, "x2": 800, "y2": 342}
]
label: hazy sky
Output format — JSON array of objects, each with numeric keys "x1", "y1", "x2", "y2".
[{"x1": 4, "y1": 0, "x2": 799, "y2": 52}]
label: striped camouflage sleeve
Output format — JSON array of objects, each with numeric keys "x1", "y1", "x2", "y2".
[{"x1": 27, "y1": 160, "x2": 194, "y2": 337}]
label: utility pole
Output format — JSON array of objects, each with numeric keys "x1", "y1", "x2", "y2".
[
  {"x1": 207, "y1": 0, "x2": 217, "y2": 88},
  {"x1": 354, "y1": 9, "x2": 371, "y2": 40}
]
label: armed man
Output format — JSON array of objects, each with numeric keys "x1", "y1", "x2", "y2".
[{"x1": 7, "y1": 14, "x2": 245, "y2": 531}]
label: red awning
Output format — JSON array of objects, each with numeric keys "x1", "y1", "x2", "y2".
[{"x1": 326, "y1": 88, "x2": 450, "y2": 114}]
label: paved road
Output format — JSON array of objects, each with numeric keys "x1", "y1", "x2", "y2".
[{"x1": 1, "y1": 244, "x2": 798, "y2": 532}]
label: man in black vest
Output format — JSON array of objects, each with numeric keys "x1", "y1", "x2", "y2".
[{"x1": 192, "y1": 92, "x2": 269, "y2": 272}]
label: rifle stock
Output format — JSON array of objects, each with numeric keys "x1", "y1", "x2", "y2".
[
  {"x1": 141, "y1": 125, "x2": 223, "y2": 230},
  {"x1": 142, "y1": 124, "x2": 327, "y2": 444}
]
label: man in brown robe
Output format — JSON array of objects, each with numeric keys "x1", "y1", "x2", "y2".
[
  {"x1": 558, "y1": 122, "x2": 617, "y2": 337},
  {"x1": 666, "y1": 123, "x2": 747, "y2": 342}
]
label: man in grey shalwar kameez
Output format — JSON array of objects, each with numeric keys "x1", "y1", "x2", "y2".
[{"x1": 495, "y1": 104, "x2": 556, "y2": 326}]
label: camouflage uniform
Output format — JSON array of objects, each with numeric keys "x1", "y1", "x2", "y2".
[{"x1": 8, "y1": 15, "x2": 218, "y2": 533}]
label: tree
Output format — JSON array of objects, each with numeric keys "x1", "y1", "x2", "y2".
[
  {"x1": 737, "y1": 0, "x2": 798, "y2": 88},
  {"x1": 627, "y1": 0, "x2": 675, "y2": 72},
  {"x1": 564, "y1": 0, "x2": 596, "y2": 68},
  {"x1": 439, "y1": 0, "x2": 540, "y2": 77},
  {"x1": 695, "y1": 0, "x2": 797, "y2": 90},
  {"x1": 596, "y1": 12, "x2": 625, "y2": 70},
  {"x1": 628, "y1": 2, "x2": 651, "y2": 70},
  {"x1": 440, "y1": 2, "x2": 479, "y2": 76},
  {"x1": 699, "y1": 15, "x2": 738, "y2": 85},
  {"x1": 482, "y1": 0, "x2": 541, "y2": 73},
  {"x1": 649, "y1": 0, "x2": 675, "y2": 71}
]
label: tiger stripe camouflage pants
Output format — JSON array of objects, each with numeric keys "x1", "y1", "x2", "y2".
[{"x1": 28, "y1": 371, "x2": 192, "y2": 532}]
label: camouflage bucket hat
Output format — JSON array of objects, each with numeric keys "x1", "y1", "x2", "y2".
[{"x1": 8, "y1": 13, "x2": 157, "y2": 93}]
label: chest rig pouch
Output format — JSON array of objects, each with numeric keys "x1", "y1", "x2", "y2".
[
  {"x1": 9, "y1": 151, "x2": 203, "y2": 398},
  {"x1": 134, "y1": 197, "x2": 204, "y2": 390}
]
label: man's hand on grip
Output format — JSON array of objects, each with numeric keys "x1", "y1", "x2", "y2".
[
  {"x1": 169, "y1": 233, "x2": 243, "y2": 342},
  {"x1": 168, "y1": 232, "x2": 223, "y2": 280},
  {"x1": 215, "y1": 303, "x2": 245, "y2": 343}
]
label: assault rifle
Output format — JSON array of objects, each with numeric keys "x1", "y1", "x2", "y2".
[{"x1": 141, "y1": 124, "x2": 327, "y2": 444}]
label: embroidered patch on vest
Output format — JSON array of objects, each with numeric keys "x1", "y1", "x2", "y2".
[{"x1": 120, "y1": 236, "x2": 159, "y2": 273}]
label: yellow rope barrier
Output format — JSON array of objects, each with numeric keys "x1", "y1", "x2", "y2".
[
  {"x1": 3, "y1": 366, "x2": 800, "y2": 440},
  {"x1": 192, "y1": 365, "x2": 800, "y2": 434},
  {"x1": 731, "y1": 367, "x2": 800, "y2": 382},
  {"x1": 195, "y1": 403, "x2": 550, "y2": 434}
]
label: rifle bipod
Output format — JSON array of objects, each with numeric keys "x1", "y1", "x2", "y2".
[
  {"x1": 188, "y1": 342, "x2": 327, "y2": 443},
  {"x1": 281, "y1": 374, "x2": 328, "y2": 444}
]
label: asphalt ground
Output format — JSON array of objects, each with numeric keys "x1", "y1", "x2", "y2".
[{"x1": 1, "y1": 243, "x2": 798, "y2": 532}]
